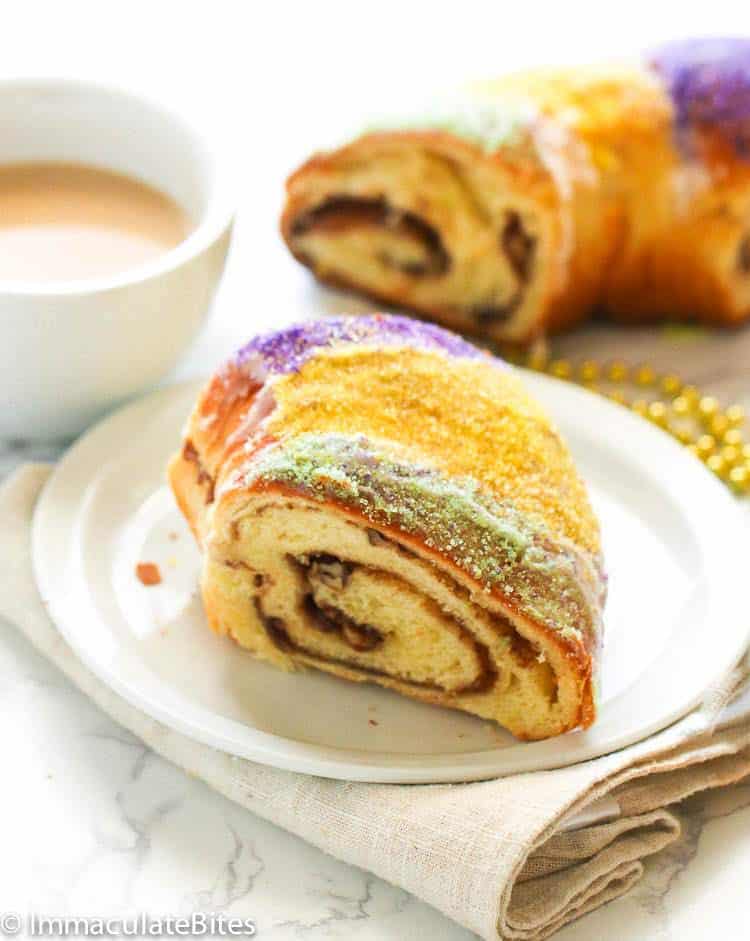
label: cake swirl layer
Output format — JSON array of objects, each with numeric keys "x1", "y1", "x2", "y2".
[{"x1": 169, "y1": 315, "x2": 605, "y2": 739}]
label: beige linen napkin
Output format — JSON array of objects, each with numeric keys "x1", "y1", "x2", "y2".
[{"x1": 4, "y1": 464, "x2": 750, "y2": 941}]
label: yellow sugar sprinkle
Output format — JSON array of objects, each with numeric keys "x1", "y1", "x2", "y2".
[{"x1": 267, "y1": 346, "x2": 600, "y2": 554}]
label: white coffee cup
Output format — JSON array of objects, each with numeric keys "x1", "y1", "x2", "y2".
[{"x1": 0, "y1": 78, "x2": 234, "y2": 440}]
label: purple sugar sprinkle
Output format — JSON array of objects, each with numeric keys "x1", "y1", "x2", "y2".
[
  {"x1": 233, "y1": 314, "x2": 501, "y2": 376},
  {"x1": 650, "y1": 37, "x2": 750, "y2": 158}
]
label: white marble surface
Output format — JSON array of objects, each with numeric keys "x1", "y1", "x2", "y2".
[{"x1": 3, "y1": 3, "x2": 750, "y2": 938}]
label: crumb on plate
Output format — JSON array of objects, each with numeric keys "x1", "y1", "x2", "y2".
[{"x1": 136, "y1": 562, "x2": 162, "y2": 586}]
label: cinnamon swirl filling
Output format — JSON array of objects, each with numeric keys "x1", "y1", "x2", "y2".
[
  {"x1": 290, "y1": 195, "x2": 450, "y2": 277},
  {"x1": 471, "y1": 212, "x2": 537, "y2": 325},
  {"x1": 182, "y1": 439, "x2": 215, "y2": 504},
  {"x1": 247, "y1": 549, "x2": 499, "y2": 696},
  {"x1": 287, "y1": 187, "x2": 539, "y2": 334}
]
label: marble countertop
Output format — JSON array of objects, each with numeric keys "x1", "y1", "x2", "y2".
[{"x1": 4, "y1": 5, "x2": 750, "y2": 937}]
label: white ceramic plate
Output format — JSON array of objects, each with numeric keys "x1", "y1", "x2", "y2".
[{"x1": 32, "y1": 377, "x2": 748, "y2": 783}]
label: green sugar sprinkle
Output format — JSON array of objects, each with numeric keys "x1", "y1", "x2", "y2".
[
  {"x1": 364, "y1": 94, "x2": 536, "y2": 154},
  {"x1": 244, "y1": 433, "x2": 600, "y2": 642}
]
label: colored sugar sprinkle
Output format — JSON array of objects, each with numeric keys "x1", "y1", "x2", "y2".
[
  {"x1": 266, "y1": 343, "x2": 600, "y2": 556},
  {"x1": 232, "y1": 313, "x2": 496, "y2": 378},
  {"x1": 243, "y1": 432, "x2": 601, "y2": 644},
  {"x1": 366, "y1": 93, "x2": 535, "y2": 154},
  {"x1": 650, "y1": 37, "x2": 750, "y2": 157}
]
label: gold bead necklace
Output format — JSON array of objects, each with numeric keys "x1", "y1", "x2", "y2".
[{"x1": 507, "y1": 349, "x2": 749, "y2": 496}]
